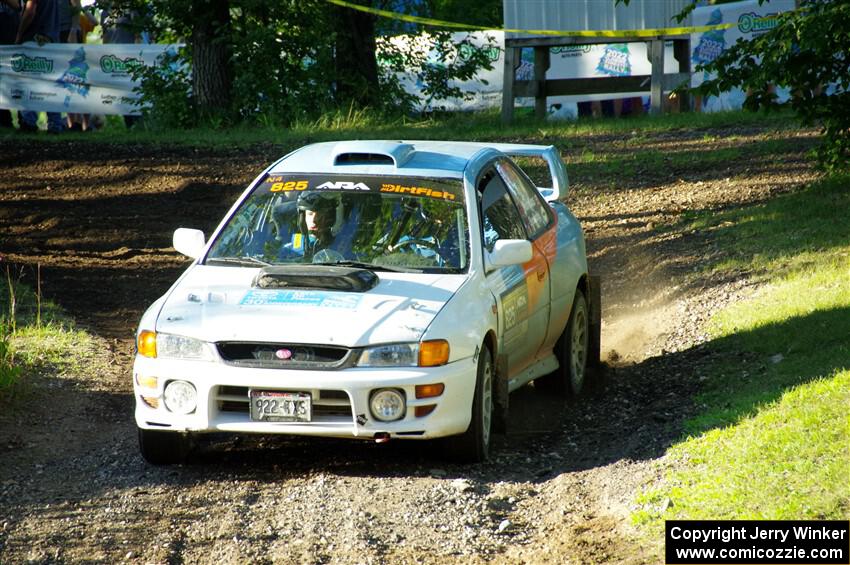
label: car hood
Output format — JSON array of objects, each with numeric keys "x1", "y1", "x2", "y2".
[{"x1": 155, "y1": 265, "x2": 466, "y2": 347}]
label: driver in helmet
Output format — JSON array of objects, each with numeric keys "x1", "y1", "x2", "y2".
[{"x1": 285, "y1": 191, "x2": 345, "y2": 262}]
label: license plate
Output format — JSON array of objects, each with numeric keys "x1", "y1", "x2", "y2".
[{"x1": 249, "y1": 390, "x2": 311, "y2": 422}]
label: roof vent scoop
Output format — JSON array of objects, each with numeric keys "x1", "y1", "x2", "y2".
[{"x1": 331, "y1": 141, "x2": 415, "y2": 168}]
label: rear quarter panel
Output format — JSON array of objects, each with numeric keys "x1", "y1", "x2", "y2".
[{"x1": 542, "y1": 201, "x2": 588, "y2": 352}]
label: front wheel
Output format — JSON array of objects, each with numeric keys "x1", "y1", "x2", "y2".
[
  {"x1": 138, "y1": 428, "x2": 191, "y2": 465},
  {"x1": 445, "y1": 344, "x2": 493, "y2": 463}
]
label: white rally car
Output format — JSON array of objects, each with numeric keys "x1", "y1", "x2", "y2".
[{"x1": 133, "y1": 140, "x2": 600, "y2": 464}]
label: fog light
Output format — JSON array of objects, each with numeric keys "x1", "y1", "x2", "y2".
[
  {"x1": 163, "y1": 380, "x2": 197, "y2": 415},
  {"x1": 369, "y1": 388, "x2": 405, "y2": 422}
]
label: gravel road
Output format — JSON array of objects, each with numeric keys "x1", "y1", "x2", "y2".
[{"x1": 0, "y1": 124, "x2": 818, "y2": 564}]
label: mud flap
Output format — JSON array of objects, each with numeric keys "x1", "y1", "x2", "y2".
[
  {"x1": 588, "y1": 275, "x2": 602, "y2": 368},
  {"x1": 493, "y1": 353, "x2": 509, "y2": 434}
]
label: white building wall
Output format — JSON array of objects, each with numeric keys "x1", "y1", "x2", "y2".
[{"x1": 503, "y1": 0, "x2": 694, "y2": 36}]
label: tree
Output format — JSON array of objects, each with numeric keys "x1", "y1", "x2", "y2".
[
  {"x1": 684, "y1": 0, "x2": 849, "y2": 171},
  {"x1": 121, "y1": 0, "x2": 499, "y2": 126},
  {"x1": 616, "y1": 0, "x2": 848, "y2": 171},
  {"x1": 334, "y1": 2, "x2": 382, "y2": 108},
  {"x1": 190, "y1": 0, "x2": 232, "y2": 116}
]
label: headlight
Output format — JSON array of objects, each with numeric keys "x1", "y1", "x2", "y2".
[
  {"x1": 356, "y1": 340, "x2": 450, "y2": 367},
  {"x1": 357, "y1": 343, "x2": 418, "y2": 367},
  {"x1": 138, "y1": 332, "x2": 215, "y2": 361}
]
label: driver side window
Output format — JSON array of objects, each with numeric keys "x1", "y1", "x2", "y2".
[{"x1": 478, "y1": 170, "x2": 526, "y2": 253}]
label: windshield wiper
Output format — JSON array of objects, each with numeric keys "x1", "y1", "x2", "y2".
[
  {"x1": 312, "y1": 260, "x2": 422, "y2": 273},
  {"x1": 205, "y1": 256, "x2": 271, "y2": 268}
]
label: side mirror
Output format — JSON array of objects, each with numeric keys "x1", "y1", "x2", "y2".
[
  {"x1": 173, "y1": 228, "x2": 206, "y2": 259},
  {"x1": 485, "y1": 239, "x2": 533, "y2": 272}
]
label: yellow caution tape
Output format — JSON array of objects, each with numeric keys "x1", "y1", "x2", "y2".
[{"x1": 327, "y1": 0, "x2": 733, "y2": 38}]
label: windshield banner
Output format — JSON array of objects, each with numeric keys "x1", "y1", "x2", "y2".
[
  {"x1": 0, "y1": 43, "x2": 182, "y2": 115},
  {"x1": 258, "y1": 174, "x2": 464, "y2": 202}
]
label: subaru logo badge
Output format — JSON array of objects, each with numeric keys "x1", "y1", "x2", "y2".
[{"x1": 275, "y1": 348, "x2": 293, "y2": 360}]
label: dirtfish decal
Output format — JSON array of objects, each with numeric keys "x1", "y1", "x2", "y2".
[
  {"x1": 100, "y1": 54, "x2": 144, "y2": 75},
  {"x1": 596, "y1": 44, "x2": 631, "y2": 77},
  {"x1": 56, "y1": 47, "x2": 90, "y2": 106},
  {"x1": 738, "y1": 12, "x2": 780, "y2": 35},
  {"x1": 11, "y1": 54, "x2": 53, "y2": 73},
  {"x1": 693, "y1": 9, "x2": 727, "y2": 65}
]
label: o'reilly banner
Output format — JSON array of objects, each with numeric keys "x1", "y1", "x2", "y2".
[{"x1": 0, "y1": 43, "x2": 182, "y2": 116}]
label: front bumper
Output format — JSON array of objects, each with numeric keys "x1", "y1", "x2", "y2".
[{"x1": 133, "y1": 355, "x2": 477, "y2": 440}]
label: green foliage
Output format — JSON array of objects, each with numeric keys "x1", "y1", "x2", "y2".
[
  {"x1": 427, "y1": 0, "x2": 502, "y2": 27},
  {"x1": 0, "y1": 336, "x2": 21, "y2": 393},
  {"x1": 109, "y1": 0, "x2": 499, "y2": 127},
  {"x1": 131, "y1": 47, "x2": 195, "y2": 129},
  {"x1": 378, "y1": 31, "x2": 499, "y2": 112},
  {"x1": 688, "y1": 1, "x2": 850, "y2": 171}
]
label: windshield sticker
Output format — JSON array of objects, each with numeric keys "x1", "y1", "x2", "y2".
[
  {"x1": 315, "y1": 181, "x2": 372, "y2": 191},
  {"x1": 268, "y1": 179, "x2": 308, "y2": 192},
  {"x1": 256, "y1": 174, "x2": 463, "y2": 201},
  {"x1": 380, "y1": 183, "x2": 456, "y2": 201},
  {"x1": 241, "y1": 290, "x2": 363, "y2": 309}
]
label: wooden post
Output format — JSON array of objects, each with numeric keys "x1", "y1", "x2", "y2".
[
  {"x1": 649, "y1": 39, "x2": 665, "y2": 115},
  {"x1": 673, "y1": 38, "x2": 692, "y2": 112},
  {"x1": 501, "y1": 45, "x2": 519, "y2": 123},
  {"x1": 533, "y1": 46, "x2": 550, "y2": 119}
]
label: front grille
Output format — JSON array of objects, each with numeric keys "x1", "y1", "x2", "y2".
[
  {"x1": 216, "y1": 386, "x2": 353, "y2": 420},
  {"x1": 216, "y1": 342, "x2": 353, "y2": 370}
]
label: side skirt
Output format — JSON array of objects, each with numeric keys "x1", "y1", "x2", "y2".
[{"x1": 507, "y1": 353, "x2": 559, "y2": 393}]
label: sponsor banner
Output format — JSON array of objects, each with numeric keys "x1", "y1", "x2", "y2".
[
  {"x1": 691, "y1": 0, "x2": 795, "y2": 112},
  {"x1": 0, "y1": 43, "x2": 182, "y2": 115},
  {"x1": 383, "y1": 31, "x2": 681, "y2": 116}
]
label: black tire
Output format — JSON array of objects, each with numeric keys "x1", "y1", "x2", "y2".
[
  {"x1": 538, "y1": 288, "x2": 590, "y2": 397},
  {"x1": 138, "y1": 428, "x2": 191, "y2": 465},
  {"x1": 446, "y1": 344, "x2": 494, "y2": 463}
]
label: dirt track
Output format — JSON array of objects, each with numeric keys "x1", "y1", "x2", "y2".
[{"x1": 0, "y1": 125, "x2": 818, "y2": 564}]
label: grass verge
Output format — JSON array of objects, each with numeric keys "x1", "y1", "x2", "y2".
[
  {"x1": 0, "y1": 265, "x2": 94, "y2": 402},
  {"x1": 0, "y1": 107, "x2": 797, "y2": 150},
  {"x1": 634, "y1": 174, "x2": 850, "y2": 529}
]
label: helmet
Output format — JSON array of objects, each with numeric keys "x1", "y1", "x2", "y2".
[{"x1": 297, "y1": 192, "x2": 337, "y2": 214}]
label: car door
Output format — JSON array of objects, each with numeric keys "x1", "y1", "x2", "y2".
[
  {"x1": 479, "y1": 167, "x2": 541, "y2": 378},
  {"x1": 494, "y1": 158, "x2": 557, "y2": 361}
]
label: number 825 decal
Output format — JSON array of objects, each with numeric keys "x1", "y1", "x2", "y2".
[{"x1": 270, "y1": 180, "x2": 308, "y2": 192}]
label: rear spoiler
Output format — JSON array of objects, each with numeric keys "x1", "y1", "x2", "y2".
[{"x1": 487, "y1": 143, "x2": 569, "y2": 202}]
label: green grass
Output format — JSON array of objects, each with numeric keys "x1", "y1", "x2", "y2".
[
  {"x1": 0, "y1": 267, "x2": 91, "y2": 400},
  {"x1": 684, "y1": 174, "x2": 850, "y2": 280},
  {"x1": 634, "y1": 174, "x2": 850, "y2": 531},
  {"x1": 0, "y1": 106, "x2": 797, "y2": 150}
]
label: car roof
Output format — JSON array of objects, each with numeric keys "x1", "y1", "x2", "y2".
[{"x1": 269, "y1": 140, "x2": 552, "y2": 179}]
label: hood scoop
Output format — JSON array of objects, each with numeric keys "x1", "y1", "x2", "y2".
[{"x1": 253, "y1": 265, "x2": 378, "y2": 293}]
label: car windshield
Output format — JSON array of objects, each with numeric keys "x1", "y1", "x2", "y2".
[{"x1": 206, "y1": 173, "x2": 469, "y2": 272}]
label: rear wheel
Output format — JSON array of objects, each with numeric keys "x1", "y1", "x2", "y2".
[
  {"x1": 538, "y1": 288, "x2": 589, "y2": 397},
  {"x1": 446, "y1": 344, "x2": 493, "y2": 463},
  {"x1": 138, "y1": 428, "x2": 191, "y2": 465}
]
